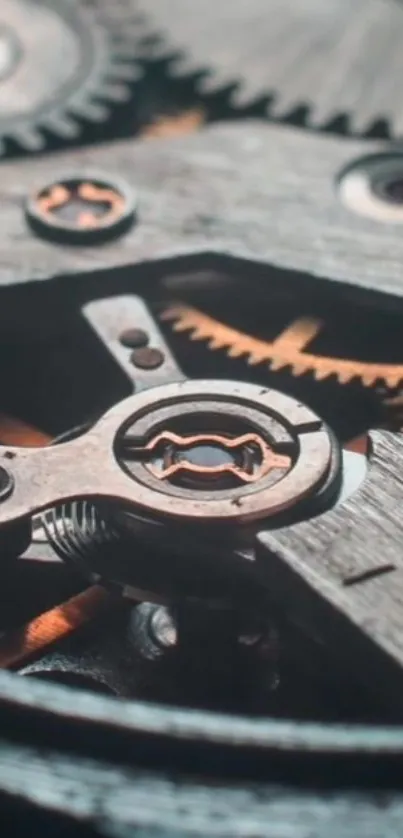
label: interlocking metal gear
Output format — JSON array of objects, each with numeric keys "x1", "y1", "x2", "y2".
[
  {"x1": 136, "y1": 0, "x2": 403, "y2": 135},
  {"x1": 0, "y1": 0, "x2": 142, "y2": 153}
]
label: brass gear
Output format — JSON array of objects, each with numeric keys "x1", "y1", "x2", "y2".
[{"x1": 161, "y1": 304, "x2": 403, "y2": 389}]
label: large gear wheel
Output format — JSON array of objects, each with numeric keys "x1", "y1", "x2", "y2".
[
  {"x1": 0, "y1": 0, "x2": 142, "y2": 154},
  {"x1": 138, "y1": 0, "x2": 403, "y2": 136},
  {"x1": 162, "y1": 304, "x2": 403, "y2": 389}
]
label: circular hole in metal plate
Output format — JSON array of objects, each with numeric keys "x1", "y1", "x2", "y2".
[{"x1": 338, "y1": 153, "x2": 403, "y2": 223}]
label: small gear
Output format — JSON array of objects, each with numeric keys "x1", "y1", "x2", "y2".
[
  {"x1": 161, "y1": 304, "x2": 403, "y2": 389},
  {"x1": 138, "y1": 0, "x2": 403, "y2": 135},
  {"x1": 0, "y1": 0, "x2": 143, "y2": 153}
]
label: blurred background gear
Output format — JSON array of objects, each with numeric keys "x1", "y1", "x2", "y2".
[
  {"x1": 5, "y1": 0, "x2": 403, "y2": 159},
  {"x1": 135, "y1": 0, "x2": 403, "y2": 137},
  {"x1": 0, "y1": 0, "x2": 142, "y2": 155}
]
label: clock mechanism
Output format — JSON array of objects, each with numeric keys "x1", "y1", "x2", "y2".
[
  {"x1": 0, "y1": 257, "x2": 400, "y2": 726},
  {"x1": 3, "y1": 1, "x2": 403, "y2": 835}
]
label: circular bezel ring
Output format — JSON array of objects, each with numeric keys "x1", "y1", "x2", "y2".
[{"x1": 110, "y1": 380, "x2": 335, "y2": 527}]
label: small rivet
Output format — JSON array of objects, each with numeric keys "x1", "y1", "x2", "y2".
[
  {"x1": 130, "y1": 347, "x2": 164, "y2": 370},
  {"x1": 119, "y1": 328, "x2": 149, "y2": 349}
]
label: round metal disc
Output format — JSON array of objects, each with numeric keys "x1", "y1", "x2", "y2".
[{"x1": 116, "y1": 380, "x2": 339, "y2": 527}]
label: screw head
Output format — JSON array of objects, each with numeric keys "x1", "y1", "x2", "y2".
[
  {"x1": 149, "y1": 606, "x2": 178, "y2": 649},
  {"x1": 119, "y1": 328, "x2": 149, "y2": 349},
  {"x1": 130, "y1": 347, "x2": 165, "y2": 370},
  {"x1": 128, "y1": 603, "x2": 178, "y2": 661},
  {"x1": 25, "y1": 172, "x2": 136, "y2": 245}
]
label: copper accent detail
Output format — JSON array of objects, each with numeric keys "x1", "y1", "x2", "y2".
[
  {"x1": 0, "y1": 586, "x2": 110, "y2": 670},
  {"x1": 142, "y1": 109, "x2": 205, "y2": 139},
  {"x1": 344, "y1": 434, "x2": 369, "y2": 455},
  {"x1": 130, "y1": 430, "x2": 291, "y2": 483},
  {"x1": 37, "y1": 181, "x2": 125, "y2": 229},
  {"x1": 0, "y1": 383, "x2": 334, "y2": 527},
  {"x1": 0, "y1": 413, "x2": 51, "y2": 447},
  {"x1": 162, "y1": 304, "x2": 403, "y2": 388}
]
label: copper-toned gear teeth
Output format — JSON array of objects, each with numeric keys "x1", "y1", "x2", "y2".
[{"x1": 161, "y1": 304, "x2": 403, "y2": 389}]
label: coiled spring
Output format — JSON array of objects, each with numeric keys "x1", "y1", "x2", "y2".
[{"x1": 40, "y1": 501, "x2": 121, "y2": 568}]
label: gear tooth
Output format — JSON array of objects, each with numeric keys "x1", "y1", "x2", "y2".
[
  {"x1": 360, "y1": 373, "x2": 377, "y2": 388},
  {"x1": 45, "y1": 116, "x2": 80, "y2": 140},
  {"x1": 82, "y1": 103, "x2": 112, "y2": 123},
  {"x1": 169, "y1": 55, "x2": 206, "y2": 81},
  {"x1": 305, "y1": 104, "x2": 330, "y2": 129},
  {"x1": 245, "y1": 353, "x2": 264, "y2": 366},
  {"x1": 340, "y1": 370, "x2": 358, "y2": 384},
  {"x1": 228, "y1": 83, "x2": 260, "y2": 109},
  {"x1": 226, "y1": 346, "x2": 245, "y2": 359},
  {"x1": 347, "y1": 107, "x2": 379, "y2": 137},
  {"x1": 160, "y1": 308, "x2": 178, "y2": 323},
  {"x1": 208, "y1": 338, "x2": 225, "y2": 350},
  {"x1": 248, "y1": 354, "x2": 266, "y2": 367},
  {"x1": 136, "y1": 38, "x2": 171, "y2": 60},
  {"x1": 265, "y1": 95, "x2": 287, "y2": 119},
  {"x1": 172, "y1": 321, "x2": 192, "y2": 334},
  {"x1": 197, "y1": 72, "x2": 227, "y2": 95},
  {"x1": 67, "y1": 102, "x2": 89, "y2": 120},
  {"x1": 107, "y1": 63, "x2": 143, "y2": 82},
  {"x1": 189, "y1": 325, "x2": 206, "y2": 339},
  {"x1": 98, "y1": 83, "x2": 131, "y2": 103},
  {"x1": 386, "y1": 372, "x2": 403, "y2": 389},
  {"x1": 107, "y1": 36, "x2": 139, "y2": 59},
  {"x1": 191, "y1": 328, "x2": 210, "y2": 341},
  {"x1": 313, "y1": 368, "x2": 333, "y2": 382},
  {"x1": 290, "y1": 362, "x2": 309, "y2": 376},
  {"x1": 269, "y1": 359, "x2": 287, "y2": 372},
  {"x1": 15, "y1": 128, "x2": 45, "y2": 152}
]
